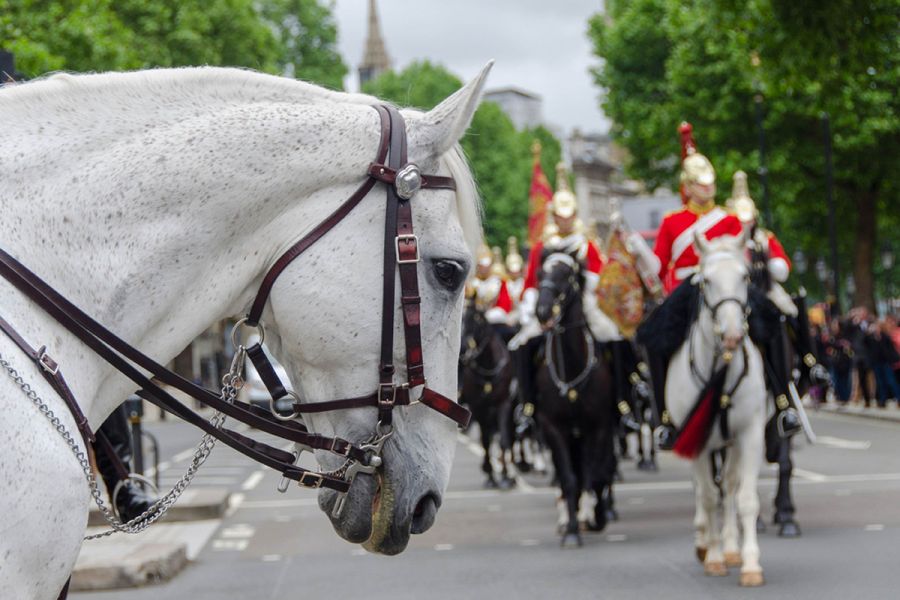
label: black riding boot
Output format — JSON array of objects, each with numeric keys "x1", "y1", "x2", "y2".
[
  {"x1": 764, "y1": 322, "x2": 801, "y2": 450},
  {"x1": 610, "y1": 341, "x2": 641, "y2": 433},
  {"x1": 515, "y1": 336, "x2": 541, "y2": 412},
  {"x1": 95, "y1": 405, "x2": 157, "y2": 522},
  {"x1": 646, "y1": 350, "x2": 676, "y2": 450}
]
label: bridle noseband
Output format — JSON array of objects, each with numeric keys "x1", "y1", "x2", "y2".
[{"x1": 0, "y1": 103, "x2": 471, "y2": 521}]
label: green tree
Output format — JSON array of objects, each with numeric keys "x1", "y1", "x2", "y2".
[
  {"x1": 364, "y1": 60, "x2": 563, "y2": 248},
  {"x1": 260, "y1": 0, "x2": 347, "y2": 89},
  {"x1": 2, "y1": 0, "x2": 347, "y2": 88},
  {"x1": 589, "y1": 0, "x2": 899, "y2": 311}
]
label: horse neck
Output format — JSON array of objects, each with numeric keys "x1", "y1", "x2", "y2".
[
  {"x1": 689, "y1": 305, "x2": 719, "y2": 370},
  {"x1": 1, "y1": 96, "x2": 374, "y2": 423},
  {"x1": 553, "y1": 295, "x2": 589, "y2": 378},
  {"x1": 476, "y1": 327, "x2": 504, "y2": 370}
]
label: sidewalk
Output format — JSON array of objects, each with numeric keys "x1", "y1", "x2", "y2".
[
  {"x1": 74, "y1": 488, "x2": 232, "y2": 591},
  {"x1": 813, "y1": 399, "x2": 900, "y2": 424}
]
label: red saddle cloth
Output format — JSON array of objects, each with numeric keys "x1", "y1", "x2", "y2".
[{"x1": 672, "y1": 366, "x2": 729, "y2": 459}]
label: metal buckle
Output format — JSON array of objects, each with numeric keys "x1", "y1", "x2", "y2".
[
  {"x1": 298, "y1": 471, "x2": 324, "y2": 489},
  {"x1": 330, "y1": 437, "x2": 352, "y2": 457},
  {"x1": 37, "y1": 349, "x2": 59, "y2": 375},
  {"x1": 395, "y1": 234, "x2": 420, "y2": 264},
  {"x1": 378, "y1": 383, "x2": 396, "y2": 407}
]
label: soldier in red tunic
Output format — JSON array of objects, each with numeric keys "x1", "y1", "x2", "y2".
[
  {"x1": 631, "y1": 123, "x2": 743, "y2": 448},
  {"x1": 510, "y1": 171, "x2": 605, "y2": 418}
]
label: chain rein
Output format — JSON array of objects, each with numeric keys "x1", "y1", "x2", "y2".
[{"x1": 0, "y1": 349, "x2": 235, "y2": 539}]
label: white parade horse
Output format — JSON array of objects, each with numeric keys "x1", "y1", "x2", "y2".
[
  {"x1": 0, "y1": 63, "x2": 490, "y2": 598},
  {"x1": 666, "y1": 231, "x2": 767, "y2": 587}
]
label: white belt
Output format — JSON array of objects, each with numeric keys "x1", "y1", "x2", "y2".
[{"x1": 674, "y1": 266, "x2": 698, "y2": 280}]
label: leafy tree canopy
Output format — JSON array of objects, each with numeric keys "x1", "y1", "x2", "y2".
[
  {"x1": 2, "y1": 0, "x2": 346, "y2": 90},
  {"x1": 589, "y1": 0, "x2": 899, "y2": 310}
]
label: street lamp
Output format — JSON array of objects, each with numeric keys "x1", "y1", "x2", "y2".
[
  {"x1": 815, "y1": 257, "x2": 828, "y2": 284},
  {"x1": 793, "y1": 249, "x2": 808, "y2": 275}
]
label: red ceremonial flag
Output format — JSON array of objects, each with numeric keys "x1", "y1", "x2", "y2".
[
  {"x1": 527, "y1": 141, "x2": 553, "y2": 247},
  {"x1": 678, "y1": 121, "x2": 696, "y2": 205}
]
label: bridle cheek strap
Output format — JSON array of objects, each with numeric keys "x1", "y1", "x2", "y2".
[{"x1": 241, "y1": 103, "x2": 470, "y2": 430}]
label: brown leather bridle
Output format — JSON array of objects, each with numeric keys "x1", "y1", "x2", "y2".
[{"x1": 0, "y1": 104, "x2": 471, "y2": 499}]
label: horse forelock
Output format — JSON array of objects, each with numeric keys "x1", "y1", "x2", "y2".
[{"x1": 441, "y1": 145, "x2": 482, "y2": 257}]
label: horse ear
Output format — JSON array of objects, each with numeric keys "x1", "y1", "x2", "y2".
[
  {"x1": 693, "y1": 230, "x2": 711, "y2": 255},
  {"x1": 411, "y1": 60, "x2": 493, "y2": 157}
]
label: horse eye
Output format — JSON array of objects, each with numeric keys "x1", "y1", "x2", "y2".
[{"x1": 432, "y1": 259, "x2": 466, "y2": 291}]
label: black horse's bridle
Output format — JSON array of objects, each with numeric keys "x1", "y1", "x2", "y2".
[{"x1": 0, "y1": 104, "x2": 471, "y2": 505}]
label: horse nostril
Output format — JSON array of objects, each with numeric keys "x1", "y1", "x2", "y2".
[{"x1": 410, "y1": 493, "x2": 440, "y2": 534}]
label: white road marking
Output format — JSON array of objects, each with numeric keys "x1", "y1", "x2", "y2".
[
  {"x1": 351, "y1": 548, "x2": 368, "y2": 556},
  {"x1": 262, "y1": 554, "x2": 282, "y2": 562},
  {"x1": 172, "y1": 448, "x2": 196, "y2": 462},
  {"x1": 241, "y1": 470, "x2": 266, "y2": 490},
  {"x1": 159, "y1": 476, "x2": 239, "y2": 486},
  {"x1": 794, "y1": 468, "x2": 828, "y2": 482},
  {"x1": 520, "y1": 539, "x2": 540, "y2": 546},
  {"x1": 220, "y1": 523, "x2": 255, "y2": 538},
  {"x1": 628, "y1": 497, "x2": 646, "y2": 505},
  {"x1": 236, "y1": 471, "x2": 900, "y2": 510},
  {"x1": 607, "y1": 534, "x2": 628, "y2": 542},
  {"x1": 434, "y1": 544, "x2": 454, "y2": 551},
  {"x1": 226, "y1": 492, "x2": 245, "y2": 517},
  {"x1": 817, "y1": 435, "x2": 872, "y2": 450},
  {"x1": 212, "y1": 539, "x2": 249, "y2": 551},
  {"x1": 144, "y1": 460, "x2": 170, "y2": 477},
  {"x1": 865, "y1": 524, "x2": 885, "y2": 531},
  {"x1": 487, "y1": 504, "x2": 502, "y2": 512}
]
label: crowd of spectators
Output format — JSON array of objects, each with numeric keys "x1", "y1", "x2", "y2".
[{"x1": 813, "y1": 307, "x2": 900, "y2": 408}]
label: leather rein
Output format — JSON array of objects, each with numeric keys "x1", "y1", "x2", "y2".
[{"x1": 0, "y1": 103, "x2": 471, "y2": 505}]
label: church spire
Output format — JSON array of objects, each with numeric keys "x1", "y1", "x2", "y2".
[{"x1": 358, "y1": 0, "x2": 391, "y2": 88}]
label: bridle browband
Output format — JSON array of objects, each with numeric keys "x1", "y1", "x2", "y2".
[{"x1": 0, "y1": 104, "x2": 471, "y2": 505}]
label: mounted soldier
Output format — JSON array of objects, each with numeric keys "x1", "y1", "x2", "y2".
[
  {"x1": 469, "y1": 244, "x2": 515, "y2": 342},
  {"x1": 509, "y1": 165, "x2": 605, "y2": 405},
  {"x1": 505, "y1": 236, "x2": 525, "y2": 326},
  {"x1": 630, "y1": 122, "x2": 744, "y2": 448}
]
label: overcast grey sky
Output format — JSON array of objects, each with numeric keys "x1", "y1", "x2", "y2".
[{"x1": 332, "y1": 0, "x2": 610, "y2": 135}]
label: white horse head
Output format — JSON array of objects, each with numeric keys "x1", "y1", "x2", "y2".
[
  {"x1": 0, "y1": 63, "x2": 490, "y2": 596},
  {"x1": 693, "y1": 231, "x2": 749, "y2": 352}
]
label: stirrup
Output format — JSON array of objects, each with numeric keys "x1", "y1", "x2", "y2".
[
  {"x1": 653, "y1": 424, "x2": 676, "y2": 451},
  {"x1": 776, "y1": 409, "x2": 801, "y2": 438}
]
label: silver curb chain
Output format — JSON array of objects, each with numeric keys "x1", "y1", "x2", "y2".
[{"x1": 0, "y1": 350, "x2": 237, "y2": 540}]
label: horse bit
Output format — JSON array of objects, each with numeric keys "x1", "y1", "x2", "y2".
[{"x1": 0, "y1": 104, "x2": 471, "y2": 535}]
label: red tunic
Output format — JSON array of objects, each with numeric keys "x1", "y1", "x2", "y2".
[
  {"x1": 522, "y1": 237, "x2": 604, "y2": 294},
  {"x1": 653, "y1": 205, "x2": 742, "y2": 294},
  {"x1": 766, "y1": 232, "x2": 790, "y2": 267}
]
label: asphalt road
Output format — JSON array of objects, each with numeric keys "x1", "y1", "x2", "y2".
[{"x1": 74, "y1": 408, "x2": 900, "y2": 600}]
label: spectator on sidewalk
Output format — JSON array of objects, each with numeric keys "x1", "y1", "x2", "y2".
[
  {"x1": 848, "y1": 307, "x2": 875, "y2": 406},
  {"x1": 825, "y1": 317, "x2": 854, "y2": 405},
  {"x1": 872, "y1": 319, "x2": 900, "y2": 407}
]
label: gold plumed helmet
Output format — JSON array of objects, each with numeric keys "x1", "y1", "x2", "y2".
[
  {"x1": 490, "y1": 246, "x2": 507, "y2": 278},
  {"x1": 678, "y1": 122, "x2": 715, "y2": 189},
  {"x1": 726, "y1": 170, "x2": 758, "y2": 224},
  {"x1": 505, "y1": 236, "x2": 523, "y2": 274},
  {"x1": 550, "y1": 162, "x2": 578, "y2": 219},
  {"x1": 476, "y1": 244, "x2": 493, "y2": 271}
]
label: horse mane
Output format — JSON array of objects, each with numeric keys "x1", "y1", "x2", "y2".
[{"x1": 0, "y1": 67, "x2": 482, "y2": 254}]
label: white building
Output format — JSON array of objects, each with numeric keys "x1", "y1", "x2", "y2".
[{"x1": 483, "y1": 87, "x2": 543, "y2": 130}]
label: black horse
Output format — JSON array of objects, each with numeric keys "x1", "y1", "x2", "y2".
[
  {"x1": 533, "y1": 252, "x2": 616, "y2": 547},
  {"x1": 459, "y1": 300, "x2": 516, "y2": 489}
]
